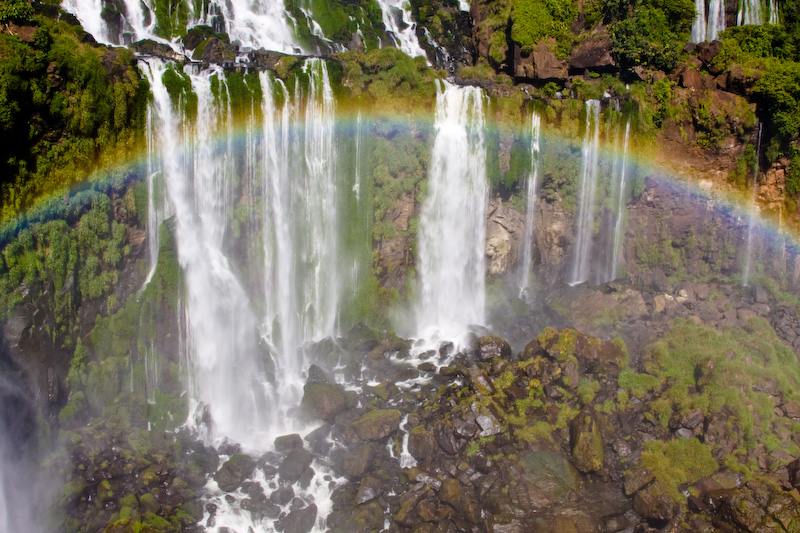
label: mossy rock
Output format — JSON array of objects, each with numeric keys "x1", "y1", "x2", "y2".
[
  {"x1": 476, "y1": 335, "x2": 512, "y2": 360},
  {"x1": 349, "y1": 409, "x2": 402, "y2": 441},
  {"x1": 214, "y1": 454, "x2": 256, "y2": 492},
  {"x1": 301, "y1": 382, "x2": 346, "y2": 420},
  {"x1": 569, "y1": 410, "x2": 604, "y2": 473}
]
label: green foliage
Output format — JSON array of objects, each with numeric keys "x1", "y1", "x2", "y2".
[
  {"x1": 639, "y1": 438, "x2": 718, "y2": 502},
  {"x1": 0, "y1": 16, "x2": 148, "y2": 216},
  {"x1": 787, "y1": 152, "x2": 800, "y2": 197},
  {"x1": 151, "y1": 0, "x2": 191, "y2": 40},
  {"x1": 0, "y1": 0, "x2": 34, "y2": 24},
  {"x1": 729, "y1": 145, "x2": 757, "y2": 189},
  {"x1": 511, "y1": 0, "x2": 577, "y2": 59},
  {"x1": 609, "y1": 5, "x2": 688, "y2": 70}
]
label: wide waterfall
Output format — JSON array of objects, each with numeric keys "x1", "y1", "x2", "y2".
[
  {"x1": 693, "y1": 0, "x2": 782, "y2": 43},
  {"x1": 570, "y1": 100, "x2": 601, "y2": 285},
  {"x1": 518, "y1": 111, "x2": 542, "y2": 297},
  {"x1": 416, "y1": 81, "x2": 487, "y2": 344}
]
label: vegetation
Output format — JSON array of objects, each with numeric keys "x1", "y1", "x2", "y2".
[{"x1": 0, "y1": 5, "x2": 148, "y2": 218}]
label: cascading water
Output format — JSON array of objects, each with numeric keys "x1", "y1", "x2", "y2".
[
  {"x1": 375, "y1": 0, "x2": 428, "y2": 58},
  {"x1": 707, "y1": 0, "x2": 726, "y2": 41},
  {"x1": 691, "y1": 0, "x2": 707, "y2": 43},
  {"x1": 739, "y1": 0, "x2": 764, "y2": 24},
  {"x1": 416, "y1": 81, "x2": 487, "y2": 345},
  {"x1": 518, "y1": 111, "x2": 542, "y2": 298},
  {"x1": 570, "y1": 100, "x2": 601, "y2": 286},
  {"x1": 143, "y1": 59, "x2": 273, "y2": 448},
  {"x1": 742, "y1": 122, "x2": 763, "y2": 287},
  {"x1": 609, "y1": 121, "x2": 631, "y2": 282},
  {"x1": 62, "y1": 0, "x2": 305, "y2": 53}
]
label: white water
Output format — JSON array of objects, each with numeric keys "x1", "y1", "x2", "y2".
[
  {"x1": 375, "y1": 0, "x2": 428, "y2": 58},
  {"x1": 416, "y1": 81, "x2": 487, "y2": 345},
  {"x1": 691, "y1": 0, "x2": 707, "y2": 43},
  {"x1": 62, "y1": 0, "x2": 303, "y2": 53},
  {"x1": 518, "y1": 111, "x2": 541, "y2": 298},
  {"x1": 707, "y1": 0, "x2": 726, "y2": 41},
  {"x1": 743, "y1": 122, "x2": 763, "y2": 287},
  {"x1": 569, "y1": 100, "x2": 601, "y2": 286},
  {"x1": 610, "y1": 121, "x2": 631, "y2": 282}
]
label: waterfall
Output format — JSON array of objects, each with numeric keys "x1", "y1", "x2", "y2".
[
  {"x1": 375, "y1": 0, "x2": 427, "y2": 59},
  {"x1": 416, "y1": 81, "x2": 487, "y2": 343},
  {"x1": 62, "y1": 0, "x2": 303, "y2": 53},
  {"x1": 739, "y1": 0, "x2": 763, "y2": 24},
  {"x1": 691, "y1": 0, "x2": 707, "y2": 43},
  {"x1": 518, "y1": 111, "x2": 542, "y2": 298},
  {"x1": 707, "y1": 0, "x2": 726, "y2": 41},
  {"x1": 261, "y1": 59, "x2": 340, "y2": 409},
  {"x1": 610, "y1": 121, "x2": 631, "y2": 281},
  {"x1": 742, "y1": 123, "x2": 763, "y2": 287},
  {"x1": 570, "y1": 100, "x2": 601, "y2": 286},
  {"x1": 143, "y1": 59, "x2": 273, "y2": 448},
  {"x1": 769, "y1": 0, "x2": 780, "y2": 23}
]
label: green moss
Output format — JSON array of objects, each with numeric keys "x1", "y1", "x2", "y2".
[
  {"x1": 639, "y1": 438, "x2": 718, "y2": 502},
  {"x1": 510, "y1": 0, "x2": 576, "y2": 59}
]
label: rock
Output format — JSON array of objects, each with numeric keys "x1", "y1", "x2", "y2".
[
  {"x1": 485, "y1": 199, "x2": 524, "y2": 275},
  {"x1": 439, "y1": 477, "x2": 463, "y2": 509},
  {"x1": 697, "y1": 40, "x2": 722, "y2": 66},
  {"x1": 533, "y1": 38, "x2": 568, "y2": 80},
  {"x1": 349, "y1": 409, "x2": 402, "y2": 441},
  {"x1": 214, "y1": 454, "x2": 256, "y2": 492},
  {"x1": 344, "y1": 322, "x2": 380, "y2": 354},
  {"x1": 182, "y1": 25, "x2": 215, "y2": 49},
  {"x1": 569, "y1": 28, "x2": 614, "y2": 71},
  {"x1": 328, "y1": 501, "x2": 384, "y2": 532},
  {"x1": 408, "y1": 426, "x2": 437, "y2": 460},
  {"x1": 270, "y1": 485, "x2": 295, "y2": 506},
  {"x1": 130, "y1": 39, "x2": 187, "y2": 62},
  {"x1": 468, "y1": 365, "x2": 496, "y2": 395},
  {"x1": 355, "y1": 476, "x2": 384, "y2": 504},
  {"x1": 434, "y1": 420, "x2": 464, "y2": 455},
  {"x1": 306, "y1": 364, "x2": 331, "y2": 384},
  {"x1": 781, "y1": 401, "x2": 800, "y2": 418},
  {"x1": 197, "y1": 37, "x2": 236, "y2": 65},
  {"x1": 570, "y1": 411, "x2": 605, "y2": 473},
  {"x1": 279, "y1": 448, "x2": 314, "y2": 482},
  {"x1": 675, "y1": 428, "x2": 694, "y2": 439},
  {"x1": 301, "y1": 383, "x2": 346, "y2": 420},
  {"x1": 754, "y1": 286, "x2": 769, "y2": 304},
  {"x1": 274, "y1": 434, "x2": 304, "y2": 453},
  {"x1": 340, "y1": 444, "x2": 375, "y2": 479},
  {"x1": 633, "y1": 482, "x2": 674, "y2": 521},
  {"x1": 476, "y1": 335, "x2": 512, "y2": 360},
  {"x1": 276, "y1": 503, "x2": 317, "y2": 533}
]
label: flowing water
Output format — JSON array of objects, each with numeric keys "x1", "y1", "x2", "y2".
[
  {"x1": 570, "y1": 100, "x2": 601, "y2": 286},
  {"x1": 707, "y1": 0, "x2": 726, "y2": 41},
  {"x1": 743, "y1": 122, "x2": 763, "y2": 287},
  {"x1": 610, "y1": 121, "x2": 631, "y2": 282},
  {"x1": 375, "y1": 0, "x2": 428, "y2": 58},
  {"x1": 519, "y1": 111, "x2": 542, "y2": 298},
  {"x1": 691, "y1": 0, "x2": 707, "y2": 43},
  {"x1": 416, "y1": 81, "x2": 487, "y2": 346}
]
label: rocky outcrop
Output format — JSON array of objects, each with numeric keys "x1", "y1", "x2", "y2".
[
  {"x1": 569, "y1": 28, "x2": 615, "y2": 72},
  {"x1": 485, "y1": 198, "x2": 525, "y2": 276}
]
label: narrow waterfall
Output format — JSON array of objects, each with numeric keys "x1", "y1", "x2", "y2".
[
  {"x1": 570, "y1": 100, "x2": 601, "y2": 286},
  {"x1": 707, "y1": 0, "x2": 726, "y2": 41},
  {"x1": 691, "y1": 0, "x2": 707, "y2": 43},
  {"x1": 743, "y1": 122, "x2": 763, "y2": 287},
  {"x1": 769, "y1": 0, "x2": 780, "y2": 23},
  {"x1": 610, "y1": 121, "x2": 631, "y2": 281},
  {"x1": 416, "y1": 81, "x2": 487, "y2": 343},
  {"x1": 518, "y1": 111, "x2": 542, "y2": 298},
  {"x1": 375, "y1": 0, "x2": 428, "y2": 58},
  {"x1": 739, "y1": 0, "x2": 763, "y2": 25}
]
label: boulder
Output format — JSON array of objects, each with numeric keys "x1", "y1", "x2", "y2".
[
  {"x1": 408, "y1": 426, "x2": 437, "y2": 460},
  {"x1": 633, "y1": 482, "x2": 674, "y2": 521},
  {"x1": 570, "y1": 411, "x2": 605, "y2": 473},
  {"x1": 533, "y1": 39, "x2": 568, "y2": 80},
  {"x1": 569, "y1": 29, "x2": 614, "y2": 71},
  {"x1": 274, "y1": 434, "x2": 304, "y2": 453},
  {"x1": 355, "y1": 476, "x2": 384, "y2": 504},
  {"x1": 476, "y1": 335, "x2": 512, "y2": 360},
  {"x1": 349, "y1": 409, "x2": 402, "y2": 441},
  {"x1": 214, "y1": 454, "x2": 256, "y2": 492},
  {"x1": 279, "y1": 448, "x2": 314, "y2": 482},
  {"x1": 301, "y1": 383, "x2": 346, "y2": 420},
  {"x1": 276, "y1": 503, "x2": 317, "y2": 533},
  {"x1": 340, "y1": 444, "x2": 376, "y2": 479},
  {"x1": 130, "y1": 39, "x2": 186, "y2": 63}
]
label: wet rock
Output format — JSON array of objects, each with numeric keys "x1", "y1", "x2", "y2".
[
  {"x1": 569, "y1": 28, "x2": 614, "y2": 71},
  {"x1": 408, "y1": 426, "x2": 437, "y2": 460},
  {"x1": 349, "y1": 409, "x2": 402, "y2": 441},
  {"x1": 434, "y1": 420, "x2": 465, "y2": 455},
  {"x1": 241, "y1": 494, "x2": 281, "y2": 520},
  {"x1": 270, "y1": 485, "x2": 295, "y2": 506},
  {"x1": 344, "y1": 322, "x2": 381, "y2": 354},
  {"x1": 214, "y1": 454, "x2": 256, "y2": 492},
  {"x1": 633, "y1": 482, "x2": 674, "y2": 521},
  {"x1": 570, "y1": 411, "x2": 605, "y2": 473},
  {"x1": 301, "y1": 383, "x2": 346, "y2": 420},
  {"x1": 439, "y1": 477, "x2": 463, "y2": 509},
  {"x1": 276, "y1": 503, "x2": 317, "y2": 533},
  {"x1": 476, "y1": 335, "x2": 512, "y2": 360},
  {"x1": 328, "y1": 501, "x2": 384, "y2": 532},
  {"x1": 274, "y1": 434, "x2": 304, "y2": 453},
  {"x1": 355, "y1": 476, "x2": 384, "y2": 504},
  {"x1": 340, "y1": 444, "x2": 375, "y2": 479},
  {"x1": 130, "y1": 39, "x2": 186, "y2": 62},
  {"x1": 197, "y1": 37, "x2": 236, "y2": 65},
  {"x1": 279, "y1": 448, "x2": 313, "y2": 483}
]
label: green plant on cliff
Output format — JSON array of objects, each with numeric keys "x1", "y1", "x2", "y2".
[
  {"x1": 510, "y1": 0, "x2": 577, "y2": 59},
  {"x1": 0, "y1": 10, "x2": 148, "y2": 218}
]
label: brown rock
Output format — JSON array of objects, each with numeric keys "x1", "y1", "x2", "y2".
[
  {"x1": 569, "y1": 29, "x2": 614, "y2": 71},
  {"x1": 633, "y1": 482, "x2": 674, "y2": 521},
  {"x1": 570, "y1": 411, "x2": 605, "y2": 473},
  {"x1": 533, "y1": 39, "x2": 568, "y2": 80},
  {"x1": 349, "y1": 409, "x2": 402, "y2": 441},
  {"x1": 408, "y1": 426, "x2": 437, "y2": 460},
  {"x1": 476, "y1": 335, "x2": 512, "y2": 360},
  {"x1": 301, "y1": 383, "x2": 346, "y2": 420}
]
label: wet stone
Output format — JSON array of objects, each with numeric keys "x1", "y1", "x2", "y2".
[
  {"x1": 274, "y1": 434, "x2": 304, "y2": 453},
  {"x1": 279, "y1": 448, "x2": 314, "y2": 483}
]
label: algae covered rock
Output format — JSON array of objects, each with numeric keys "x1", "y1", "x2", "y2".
[
  {"x1": 570, "y1": 410, "x2": 605, "y2": 473},
  {"x1": 349, "y1": 409, "x2": 402, "y2": 441},
  {"x1": 214, "y1": 454, "x2": 256, "y2": 492},
  {"x1": 279, "y1": 447, "x2": 314, "y2": 482},
  {"x1": 301, "y1": 382, "x2": 346, "y2": 420},
  {"x1": 476, "y1": 334, "x2": 512, "y2": 360}
]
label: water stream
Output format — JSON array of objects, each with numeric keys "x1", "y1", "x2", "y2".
[{"x1": 518, "y1": 111, "x2": 542, "y2": 298}]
